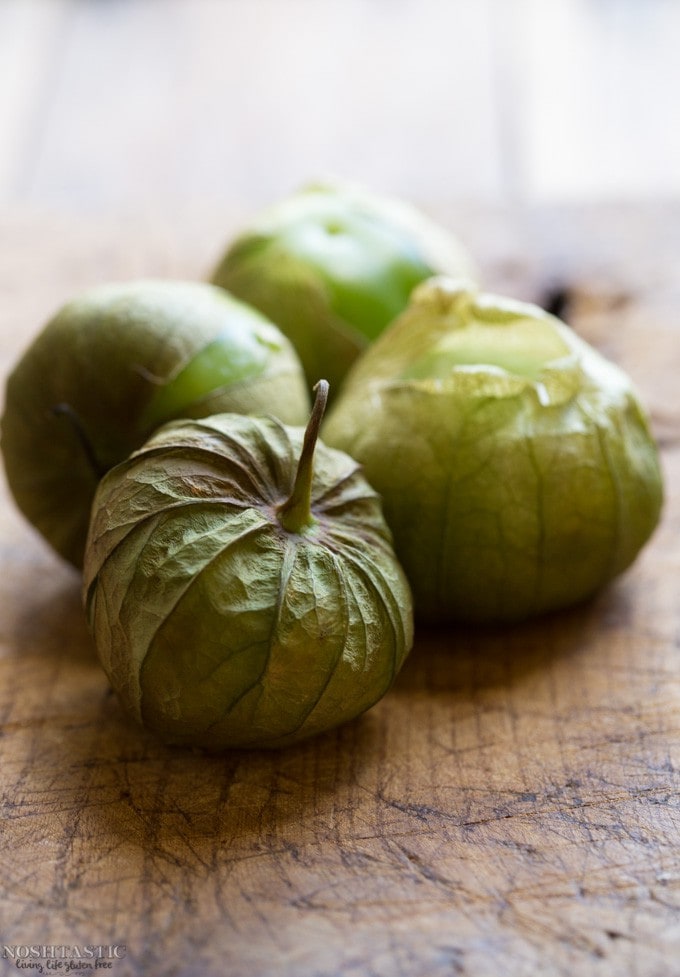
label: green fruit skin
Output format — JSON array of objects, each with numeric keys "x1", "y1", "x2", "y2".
[
  {"x1": 322, "y1": 278, "x2": 664, "y2": 624},
  {"x1": 210, "y1": 181, "x2": 475, "y2": 393},
  {"x1": 83, "y1": 413, "x2": 413, "y2": 750},
  {"x1": 1, "y1": 280, "x2": 310, "y2": 568}
]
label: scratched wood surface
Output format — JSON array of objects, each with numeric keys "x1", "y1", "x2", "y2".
[{"x1": 0, "y1": 203, "x2": 679, "y2": 977}]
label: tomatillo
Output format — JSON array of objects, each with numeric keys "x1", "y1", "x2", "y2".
[
  {"x1": 83, "y1": 382, "x2": 413, "y2": 750},
  {"x1": 323, "y1": 277, "x2": 664, "y2": 624},
  {"x1": 1, "y1": 280, "x2": 309, "y2": 567},
  {"x1": 210, "y1": 181, "x2": 474, "y2": 393}
]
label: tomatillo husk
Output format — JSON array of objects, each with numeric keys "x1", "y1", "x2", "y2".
[
  {"x1": 323, "y1": 277, "x2": 664, "y2": 624},
  {"x1": 83, "y1": 382, "x2": 413, "y2": 750},
  {"x1": 1, "y1": 280, "x2": 310, "y2": 567}
]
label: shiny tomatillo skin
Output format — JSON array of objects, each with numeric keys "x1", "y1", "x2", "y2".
[
  {"x1": 1, "y1": 280, "x2": 310, "y2": 568},
  {"x1": 83, "y1": 382, "x2": 413, "y2": 750},
  {"x1": 323, "y1": 277, "x2": 664, "y2": 624},
  {"x1": 210, "y1": 181, "x2": 475, "y2": 393}
]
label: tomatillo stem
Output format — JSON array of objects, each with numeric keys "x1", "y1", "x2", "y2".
[{"x1": 277, "y1": 379, "x2": 329, "y2": 534}]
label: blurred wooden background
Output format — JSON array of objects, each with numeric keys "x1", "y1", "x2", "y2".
[{"x1": 1, "y1": 0, "x2": 679, "y2": 216}]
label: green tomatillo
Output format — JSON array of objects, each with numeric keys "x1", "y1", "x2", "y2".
[
  {"x1": 322, "y1": 277, "x2": 664, "y2": 624},
  {"x1": 210, "y1": 181, "x2": 475, "y2": 393},
  {"x1": 83, "y1": 381, "x2": 413, "y2": 750},
  {"x1": 1, "y1": 280, "x2": 310, "y2": 568}
]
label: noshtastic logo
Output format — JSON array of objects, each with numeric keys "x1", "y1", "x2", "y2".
[{"x1": 1, "y1": 946, "x2": 127, "y2": 973}]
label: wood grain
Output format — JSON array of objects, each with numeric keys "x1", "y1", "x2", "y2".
[
  {"x1": 0, "y1": 203, "x2": 679, "y2": 977},
  {"x1": 0, "y1": 0, "x2": 503, "y2": 212},
  {"x1": 3, "y1": 0, "x2": 680, "y2": 213}
]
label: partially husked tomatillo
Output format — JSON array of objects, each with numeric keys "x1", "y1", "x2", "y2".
[
  {"x1": 323, "y1": 277, "x2": 664, "y2": 624},
  {"x1": 1, "y1": 280, "x2": 310, "y2": 567},
  {"x1": 83, "y1": 383, "x2": 413, "y2": 750},
  {"x1": 210, "y1": 180, "x2": 475, "y2": 394}
]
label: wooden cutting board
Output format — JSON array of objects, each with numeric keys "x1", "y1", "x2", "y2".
[{"x1": 1, "y1": 203, "x2": 679, "y2": 977}]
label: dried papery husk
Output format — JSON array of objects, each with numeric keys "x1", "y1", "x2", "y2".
[
  {"x1": 323, "y1": 277, "x2": 664, "y2": 624},
  {"x1": 83, "y1": 383, "x2": 413, "y2": 750}
]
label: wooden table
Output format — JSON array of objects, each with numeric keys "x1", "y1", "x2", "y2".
[{"x1": 1, "y1": 203, "x2": 679, "y2": 976}]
